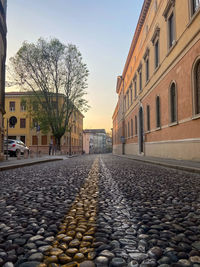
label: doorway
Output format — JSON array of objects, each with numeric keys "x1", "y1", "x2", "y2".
[{"x1": 139, "y1": 106, "x2": 144, "y2": 154}]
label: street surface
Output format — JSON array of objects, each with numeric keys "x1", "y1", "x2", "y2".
[{"x1": 0, "y1": 154, "x2": 200, "y2": 267}]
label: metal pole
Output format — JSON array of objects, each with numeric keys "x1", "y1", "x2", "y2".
[{"x1": 6, "y1": 119, "x2": 8, "y2": 160}]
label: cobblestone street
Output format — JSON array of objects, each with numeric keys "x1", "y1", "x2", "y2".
[{"x1": 0, "y1": 154, "x2": 200, "y2": 267}]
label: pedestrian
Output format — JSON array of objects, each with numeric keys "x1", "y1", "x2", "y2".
[{"x1": 49, "y1": 139, "x2": 53, "y2": 155}]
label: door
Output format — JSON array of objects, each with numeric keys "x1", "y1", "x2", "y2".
[{"x1": 139, "y1": 107, "x2": 144, "y2": 154}]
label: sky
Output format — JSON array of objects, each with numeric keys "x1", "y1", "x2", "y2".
[{"x1": 6, "y1": 0, "x2": 143, "y2": 132}]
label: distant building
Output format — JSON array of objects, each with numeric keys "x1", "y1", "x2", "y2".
[
  {"x1": 0, "y1": 0, "x2": 7, "y2": 160},
  {"x1": 4, "y1": 92, "x2": 83, "y2": 155},
  {"x1": 83, "y1": 129, "x2": 107, "y2": 154},
  {"x1": 113, "y1": 0, "x2": 200, "y2": 161}
]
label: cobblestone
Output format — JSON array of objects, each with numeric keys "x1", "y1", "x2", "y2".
[{"x1": 0, "y1": 154, "x2": 200, "y2": 266}]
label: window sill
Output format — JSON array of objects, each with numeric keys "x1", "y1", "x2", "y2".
[
  {"x1": 169, "y1": 121, "x2": 178, "y2": 127},
  {"x1": 145, "y1": 130, "x2": 151, "y2": 134},
  {"x1": 154, "y1": 63, "x2": 161, "y2": 74},
  {"x1": 155, "y1": 127, "x2": 161, "y2": 131},
  {"x1": 187, "y1": 8, "x2": 200, "y2": 28},
  {"x1": 192, "y1": 114, "x2": 200, "y2": 120},
  {"x1": 145, "y1": 79, "x2": 150, "y2": 86},
  {"x1": 166, "y1": 40, "x2": 177, "y2": 57}
]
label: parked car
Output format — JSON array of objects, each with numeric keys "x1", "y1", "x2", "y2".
[{"x1": 4, "y1": 139, "x2": 29, "y2": 157}]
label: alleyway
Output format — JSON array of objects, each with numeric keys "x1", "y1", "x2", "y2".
[{"x1": 0, "y1": 154, "x2": 200, "y2": 267}]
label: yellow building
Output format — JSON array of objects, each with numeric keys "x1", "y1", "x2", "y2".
[
  {"x1": 0, "y1": 0, "x2": 7, "y2": 160},
  {"x1": 113, "y1": 0, "x2": 200, "y2": 161},
  {"x1": 4, "y1": 92, "x2": 84, "y2": 155}
]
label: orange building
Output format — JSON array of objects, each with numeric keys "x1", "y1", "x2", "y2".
[{"x1": 113, "y1": 0, "x2": 200, "y2": 161}]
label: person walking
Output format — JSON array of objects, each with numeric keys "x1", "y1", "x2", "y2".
[{"x1": 49, "y1": 138, "x2": 53, "y2": 155}]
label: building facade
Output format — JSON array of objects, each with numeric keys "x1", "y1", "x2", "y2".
[
  {"x1": 83, "y1": 129, "x2": 107, "y2": 154},
  {"x1": 113, "y1": 0, "x2": 200, "y2": 161},
  {"x1": 0, "y1": 0, "x2": 7, "y2": 160},
  {"x1": 4, "y1": 92, "x2": 84, "y2": 155}
]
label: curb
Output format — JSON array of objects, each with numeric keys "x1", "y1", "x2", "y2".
[
  {"x1": 0, "y1": 158, "x2": 63, "y2": 171},
  {"x1": 114, "y1": 155, "x2": 200, "y2": 174}
]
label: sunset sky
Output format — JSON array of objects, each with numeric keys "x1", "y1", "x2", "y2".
[{"x1": 6, "y1": 0, "x2": 143, "y2": 132}]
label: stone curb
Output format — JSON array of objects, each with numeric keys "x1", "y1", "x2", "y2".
[
  {"x1": 114, "y1": 154, "x2": 200, "y2": 174},
  {"x1": 0, "y1": 158, "x2": 63, "y2": 172}
]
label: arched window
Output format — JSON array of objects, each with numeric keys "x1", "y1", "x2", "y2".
[
  {"x1": 156, "y1": 96, "x2": 161, "y2": 128},
  {"x1": 194, "y1": 59, "x2": 200, "y2": 115},
  {"x1": 170, "y1": 82, "x2": 177, "y2": 123}
]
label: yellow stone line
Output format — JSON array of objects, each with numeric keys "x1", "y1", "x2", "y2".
[{"x1": 39, "y1": 157, "x2": 99, "y2": 267}]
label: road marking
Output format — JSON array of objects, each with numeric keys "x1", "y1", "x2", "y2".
[{"x1": 40, "y1": 157, "x2": 99, "y2": 266}]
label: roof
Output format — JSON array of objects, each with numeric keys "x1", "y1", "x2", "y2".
[{"x1": 116, "y1": 0, "x2": 152, "y2": 94}]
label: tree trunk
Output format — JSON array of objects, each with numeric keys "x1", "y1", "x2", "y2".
[{"x1": 56, "y1": 136, "x2": 61, "y2": 152}]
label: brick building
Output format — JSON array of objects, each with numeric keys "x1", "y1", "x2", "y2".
[{"x1": 112, "y1": 0, "x2": 200, "y2": 161}]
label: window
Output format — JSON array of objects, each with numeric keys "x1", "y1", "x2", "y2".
[
  {"x1": 168, "y1": 12, "x2": 175, "y2": 48},
  {"x1": 156, "y1": 96, "x2": 161, "y2": 128},
  {"x1": 151, "y1": 26, "x2": 160, "y2": 69},
  {"x1": 138, "y1": 67, "x2": 142, "y2": 92},
  {"x1": 155, "y1": 40, "x2": 159, "y2": 68},
  {"x1": 131, "y1": 119, "x2": 133, "y2": 136},
  {"x1": 191, "y1": 0, "x2": 200, "y2": 15},
  {"x1": 146, "y1": 105, "x2": 150, "y2": 131},
  {"x1": 9, "y1": 101, "x2": 15, "y2": 111},
  {"x1": 135, "y1": 116, "x2": 138, "y2": 135},
  {"x1": 194, "y1": 59, "x2": 200, "y2": 114},
  {"x1": 146, "y1": 58, "x2": 149, "y2": 82},
  {"x1": 33, "y1": 102, "x2": 38, "y2": 111},
  {"x1": 42, "y1": 135, "x2": 47, "y2": 145},
  {"x1": 130, "y1": 86, "x2": 133, "y2": 104},
  {"x1": 163, "y1": 0, "x2": 176, "y2": 49},
  {"x1": 143, "y1": 48, "x2": 150, "y2": 83},
  {"x1": 20, "y1": 119, "x2": 26, "y2": 128},
  {"x1": 170, "y1": 82, "x2": 177, "y2": 123},
  {"x1": 20, "y1": 101, "x2": 26, "y2": 111},
  {"x1": 32, "y1": 119, "x2": 38, "y2": 128},
  {"x1": 134, "y1": 79, "x2": 137, "y2": 99},
  {"x1": 32, "y1": 136, "x2": 38, "y2": 145}
]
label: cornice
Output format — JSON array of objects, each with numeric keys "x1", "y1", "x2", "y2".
[
  {"x1": 151, "y1": 25, "x2": 160, "y2": 43},
  {"x1": 121, "y1": 0, "x2": 152, "y2": 81},
  {"x1": 163, "y1": 0, "x2": 175, "y2": 20}
]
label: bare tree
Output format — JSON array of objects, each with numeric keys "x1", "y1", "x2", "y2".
[{"x1": 9, "y1": 38, "x2": 89, "y2": 149}]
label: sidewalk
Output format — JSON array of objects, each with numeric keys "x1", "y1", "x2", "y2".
[
  {"x1": 0, "y1": 154, "x2": 67, "y2": 171},
  {"x1": 114, "y1": 154, "x2": 200, "y2": 174}
]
